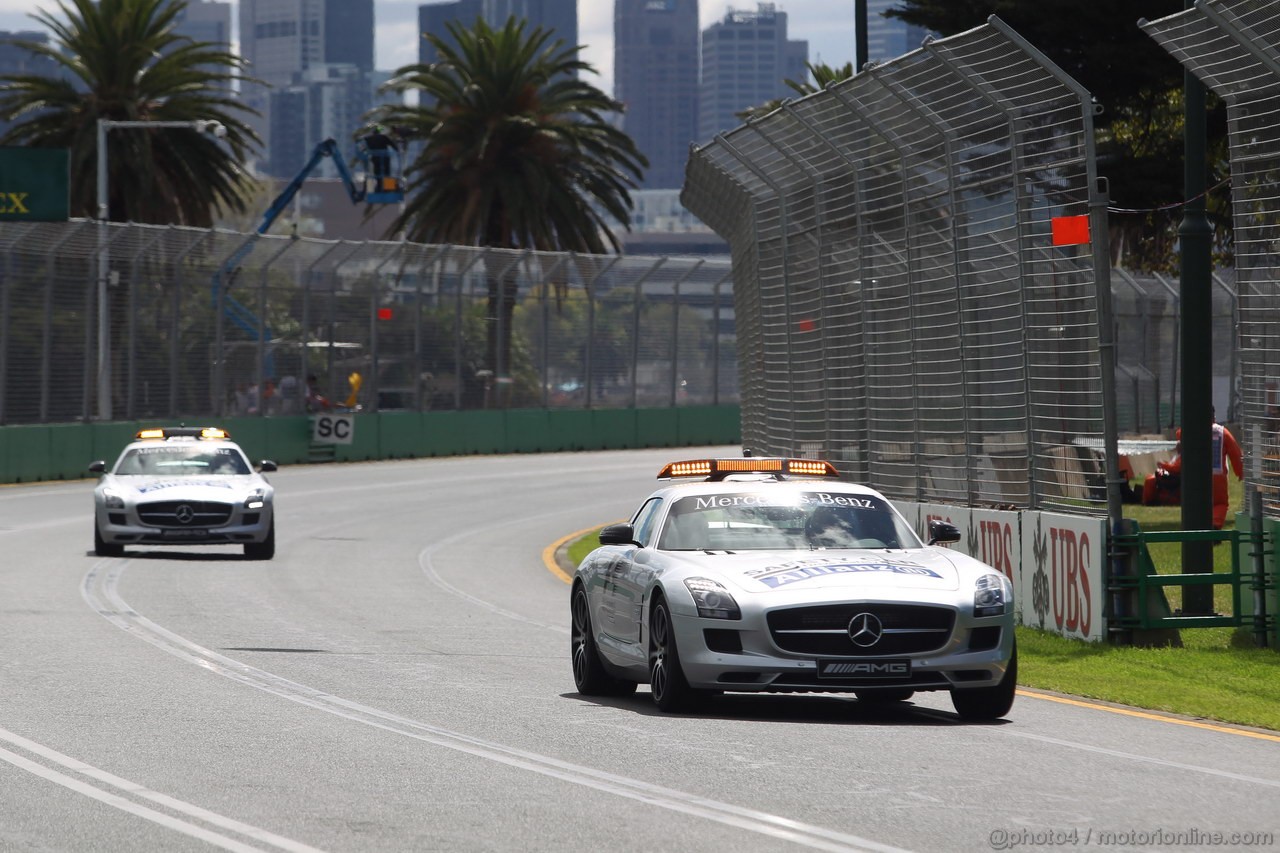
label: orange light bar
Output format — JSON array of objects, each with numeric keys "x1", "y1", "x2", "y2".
[
  {"x1": 789, "y1": 459, "x2": 834, "y2": 476},
  {"x1": 658, "y1": 457, "x2": 839, "y2": 480},
  {"x1": 718, "y1": 458, "x2": 782, "y2": 472},
  {"x1": 199, "y1": 427, "x2": 230, "y2": 440},
  {"x1": 135, "y1": 428, "x2": 166, "y2": 440},
  {"x1": 662, "y1": 460, "x2": 713, "y2": 478}
]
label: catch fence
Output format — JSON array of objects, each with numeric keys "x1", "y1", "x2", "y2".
[
  {"x1": 682, "y1": 17, "x2": 1116, "y2": 515},
  {"x1": 1143, "y1": 0, "x2": 1280, "y2": 517},
  {"x1": 0, "y1": 222, "x2": 735, "y2": 424}
]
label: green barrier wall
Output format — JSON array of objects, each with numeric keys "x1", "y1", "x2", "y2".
[{"x1": 0, "y1": 405, "x2": 741, "y2": 484}]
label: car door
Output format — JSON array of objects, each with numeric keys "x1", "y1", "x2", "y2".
[{"x1": 606, "y1": 498, "x2": 664, "y2": 647}]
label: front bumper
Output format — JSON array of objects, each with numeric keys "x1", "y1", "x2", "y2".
[
  {"x1": 95, "y1": 506, "x2": 273, "y2": 545},
  {"x1": 671, "y1": 602, "x2": 1014, "y2": 694}
]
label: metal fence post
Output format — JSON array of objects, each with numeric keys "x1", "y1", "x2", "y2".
[
  {"x1": 169, "y1": 230, "x2": 213, "y2": 418},
  {"x1": 668, "y1": 259, "x2": 704, "y2": 406},
  {"x1": 451, "y1": 248, "x2": 488, "y2": 410},
  {"x1": 1, "y1": 224, "x2": 39, "y2": 424},
  {"x1": 711, "y1": 270, "x2": 730, "y2": 407},
  {"x1": 583, "y1": 257, "x2": 620, "y2": 409},
  {"x1": 125, "y1": 228, "x2": 171, "y2": 420},
  {"x1": 629, "y1": 257, "x2": 667, "y2": 409},
  {"x1": 255, "y1": 239, "x2": 297, "y2": 415},
  {"x1": 828, "y1": 85, "x2": 923, "y2": 498},
  {"x1": 716, "y1": 133, "x2": 794, "y2": 451},
  {"x1": 40, "y1": 223, "x2": 86, "y2": 423}
]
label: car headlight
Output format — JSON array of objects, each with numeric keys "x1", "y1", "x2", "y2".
[
  {"x1": 974, "y1": 573, "x2": 1011, "y2": 618},
  {"x1": 102, "y1": 489, "x2": 125, "y2": 509},
  {"x1": 684, "y1": 577, "x2": 741, "y2": 620},
  {"x1": 245, "y1": 489, "x2": 266, "y2": 510}
]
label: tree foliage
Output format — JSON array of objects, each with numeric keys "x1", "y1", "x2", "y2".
[
  {"x1": 371, "y1": 16, "x2": 646, "y2": 252},
  {"x1": 370, "y1": 16, "x2": 647, "y2": 384},
  {"x1": 0, "y1": 0, "x2": 260, "y2": 226},
  {"x1": 736, "y1": 60, "x2": 856, "y2": 122},
  {"x1": 887, "y1": 0, "x2": 1231, "y2": 270}
]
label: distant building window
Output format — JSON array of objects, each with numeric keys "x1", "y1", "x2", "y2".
[{"x1": 649, "y1": 28, "x2": 673, "y2": 45}]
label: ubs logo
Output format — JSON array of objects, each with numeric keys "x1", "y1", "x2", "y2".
[{"x1": 847, "y1": 612, "x2": 883, "y2": 647}]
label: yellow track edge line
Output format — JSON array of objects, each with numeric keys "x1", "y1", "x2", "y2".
[
  {"x1": 542, "y1": 524, "x2": 610, "y2": 585},
  {"x1": 1016, "y1": 688, "x2": 1280, "y2": 741}
]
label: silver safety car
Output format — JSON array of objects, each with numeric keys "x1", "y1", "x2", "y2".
[
  {"x1": 570, "y1": 457, "x2": 1016, "y2": 719},
  {"x1": 90, "y1": 427, "x2": 277, "y2": 560}
]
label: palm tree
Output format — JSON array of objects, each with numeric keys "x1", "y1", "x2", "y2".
[
  {"x1": 736, "y1": 61, "x2": 857, "y2": 122},
  {"x1": 0, "y1": 0, "x2": 259, "y2": 226},
  {"x1": 372, "y1": 16, "x2": 647, "y2": 384}
]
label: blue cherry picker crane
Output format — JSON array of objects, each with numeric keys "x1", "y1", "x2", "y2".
[{"x1": 212, "y1": 133, "x2": 404, "y2": 379}]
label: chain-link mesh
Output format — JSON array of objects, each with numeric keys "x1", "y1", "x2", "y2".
[
  {"x1": 1143, "y1": 0, "x2": 1280, "y2": 515},
  {"x1": 0, "y1": 221, "x2": 735, "y2": 423},
  {"x1": 682, "y1": 18, "x2": 1109, "y2": 513}
]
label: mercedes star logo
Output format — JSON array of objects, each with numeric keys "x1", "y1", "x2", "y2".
[
  {"x1": 847, "y1": 612, "x2": 883, "y2": 648},
  {"x1": 174, "y1": 504, "x2": 196, "y2": 525}
]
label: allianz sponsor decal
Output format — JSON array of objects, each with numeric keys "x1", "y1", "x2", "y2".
[
  {"x1": 745, "y1": 555, "x2": 941, "y2": 589},
  {"x1": 134, "y1": 479, "x2": 236, "y2": 493}
]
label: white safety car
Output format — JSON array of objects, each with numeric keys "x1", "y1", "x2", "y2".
[
  {"x1": 90, "y1": 427, "x2": 277, "y2": 559},
  {"x1": 570, "y1": 457, "x2": 1016, "y2": 718}
]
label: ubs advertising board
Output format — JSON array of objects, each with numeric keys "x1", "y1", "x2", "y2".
[
  {"x1": 1020, "y1": 511, "x2": 1106, "y2": 642},
  {"x1": 896, "y1": 502, "x2": 1106, "y2": 641}
]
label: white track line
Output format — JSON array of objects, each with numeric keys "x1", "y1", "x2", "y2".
[
  {"x1": 81, "y1": 558, "x2": 911, "y2": 853},
  {"x1": 0, "y1": 731, "x2": 324, "y2": 853}
]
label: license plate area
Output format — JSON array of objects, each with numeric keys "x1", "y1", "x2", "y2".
[
  {"x1": 819, "y1": 659, "x2": 912, "y2": 679},
  {"x1": 162, "y1": 529, "x2": 209, "y2": 540}
]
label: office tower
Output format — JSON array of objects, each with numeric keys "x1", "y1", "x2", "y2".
[
  {"x1": 267, "y1": 64, "x2": 372, "y2": 179},
  {"x1": 484, "y1": 0, "x2": 578, "y2": 52},
  {"x1": 239, "y1": 0, "x2": 376, "y2": 177},
  {"x1": 169, "y1": 0, "x2": 232, "y2": 88},
  {"x1": 421, "y1": 2, "x2": 577, "y2": 70},
  {"x1": 614, "y1": 0, "x2": 700, "y2": 189},
  {"x1": 861, "y1": 0, "x2": 927, "y2": 66},
  {"x1": 419, "y1": 0, "x2": 484, "y2": 65},
  {"x1": 171, "y1": 0, "x2": 232, "y2": 47},
  {"x1": 699, "y1": 3, "x2": 808, "y2": 141}
]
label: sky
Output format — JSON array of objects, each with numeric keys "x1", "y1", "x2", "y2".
[{"x1": 0, "y1": 1, "x2": 859, "y2": 97}]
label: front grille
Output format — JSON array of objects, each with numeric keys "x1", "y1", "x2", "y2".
[
  {"x1": 767, "y1": 603, "x2": 955, "y2": 656},
  {"x1": 137, "y1": 500, "x2": 233, "y2": 528}
]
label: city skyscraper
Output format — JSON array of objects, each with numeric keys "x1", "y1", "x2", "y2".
[
  {"x1": 484, "y1": 0, "x2": 577, "y2": 52},
  {"x1": 171, "y1": 0, "x2": 232, "y2": 48},
  {"x1": 699, "y1": 3, "x2": 807, "y2": 141},
  {"x1": 614, "y1": 0, "x2": 700, "y2": 190},
  {"x1": 419, "y1": 1, "x2": 483, "y2": 65},
  {"x1": 860, "y1": 0, "x2": 927, "y2": 66},
  {"x1": 239, "y1": 0, "x2": 377, "y2": 177}
]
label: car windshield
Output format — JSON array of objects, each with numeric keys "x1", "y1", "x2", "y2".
[
  {"x1": 114, "y1": 445, "x2": 250, "y2": 476},
  {"x1": 657, "y1": 491, "x2": 922, "y2": 551}
]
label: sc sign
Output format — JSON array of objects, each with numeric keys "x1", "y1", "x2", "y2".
[{"x1": 312, "y1": 413, "x2": 354, "y2": 445}]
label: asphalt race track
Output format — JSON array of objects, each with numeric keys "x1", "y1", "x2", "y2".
[{"x1": 1, "y1": 447, "x2": 1277, "y2": 852}]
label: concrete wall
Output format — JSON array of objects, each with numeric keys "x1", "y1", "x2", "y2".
[{"x1": 0, "y1": 406, "x2": 742, "y2": 484}]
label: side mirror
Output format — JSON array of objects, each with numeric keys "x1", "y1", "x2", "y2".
[
  {"x1": 599, "y1": 523, "x2": 637, "y2": 546},
  {"x1": 88, "y1": 461, "x2": 106, "y2": 474},
  {"x1": 259, "y1": 460, "x2": 278, "y2": 473},
  {"x1": 927, "y1": 520, "x2": 961, "y2": 546}
]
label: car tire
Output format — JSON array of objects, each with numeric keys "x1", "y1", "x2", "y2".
[
  {"x1": 950, "y1": 642, "x2": 1017, "y2": 721},
  {"x1": 855, "y1": 689, "x2": 915, "y2": 704},
  {"x1": 94, "y1": 524, "x2": 123, "y2": 557},
  {"x1": 570, "y1": 586, "x2": 637, "y2": 697},
  {"x1": 649, "y1": 598, "x2": 703, "y2": 713},
  {"x1": 244, "y1": 520, "x2": 275, "y2": 560}
]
